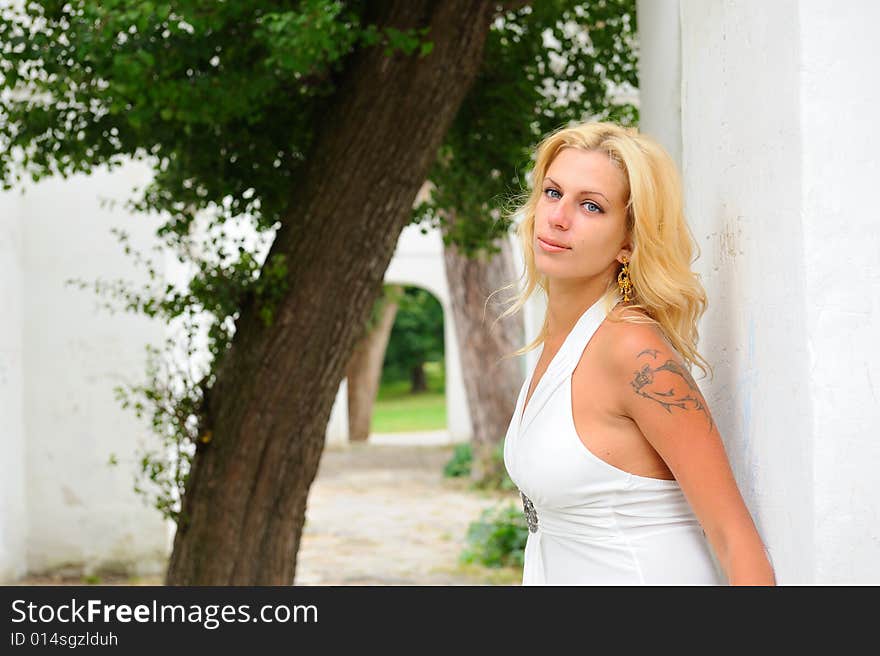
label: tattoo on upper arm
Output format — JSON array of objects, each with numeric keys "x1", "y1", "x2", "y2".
[{"x1": 630, "y1": 350, "x2": 714, "y2": 432}]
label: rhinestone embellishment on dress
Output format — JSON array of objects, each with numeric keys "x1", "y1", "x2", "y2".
[{"x1": 519, "y1": 490, "x2": 538, "y2": 533}]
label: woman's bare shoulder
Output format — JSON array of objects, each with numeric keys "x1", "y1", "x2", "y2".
[
  {"x1": 608, "y1": 302, "x2": 653, "y2": 322},
  {"x1": 604, "y1": 303, "x2": 664, "y2": 338},
  {"x1": 592, "y1": 305, "x2": 691, "y2": 423},
  {"x1": 600, "y1": 304, "x2": 679, "y2": 369}
]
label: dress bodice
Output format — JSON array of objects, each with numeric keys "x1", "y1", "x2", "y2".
[{"x1": 502, "y1": 292, "x2": 724, "y2": 585}]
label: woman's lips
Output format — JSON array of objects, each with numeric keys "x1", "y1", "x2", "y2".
[{"x1": 537, "y1": 236, "x2": 571, "y2": 252}]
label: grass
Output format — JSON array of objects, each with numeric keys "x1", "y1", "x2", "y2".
[{"x1": 372, "y1": 361, "x2": 447, "y2": 433}]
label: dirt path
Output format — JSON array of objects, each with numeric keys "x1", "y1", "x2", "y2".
[
  {"x1": 16, "y1": 441, "x2": 523, "y2": 586},
  {"x1": 294, "y1": 442, "x2": 521, "y2": 585}
]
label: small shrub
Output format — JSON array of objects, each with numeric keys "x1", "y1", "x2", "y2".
[
  {"x1": 444, "y1": 441, "x2": 521, "y2": 493},
  {"x1": 443, "y1": 443, "x2": 472, "y2": 478},
  {"x1": 459, "y1": 502, "x2": 528, "y2": 569}
]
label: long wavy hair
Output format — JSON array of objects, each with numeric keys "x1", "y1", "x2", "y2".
[{"x1": 491, "y1": 121, "x2": 713, "y2": 380}]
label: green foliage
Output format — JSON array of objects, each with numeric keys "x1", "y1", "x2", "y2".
[
  {"x1": 413, "y1": 0, "x2": 639, "y2": 257},
  {"x1": 381, "y1": 286, "x2": 444, "y2": 384},
  {"x1": 0, "y1": 1, "x2": 433, "y2": 214},
  {"x1": 443, "y1": 442, "x2": 472, "y2": 478},
  {"x1": 110, "y1": 334, "x2": 202, "y2": 524},
  {"x1": 459, "y1": 502, "x2": 528, "y2": 569},
  {"x1": 375, "y1": 360, "x2": 445, "y2": 400},
  {"x1": 381, "y1": 25, "x2": 432, "y2": 58},
  {"x1": 0, "y1": 0, "x2": 638, "y2": 522},
  {"x1": 443, "y1": 441, "x2": 519, "y2": 491},
  {"x1": 255, "y1": 1, "x2": 362, "y2": 73}
]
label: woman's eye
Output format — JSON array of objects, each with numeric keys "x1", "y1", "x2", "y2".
[{"x1": 543, "y1": 188, "x2": 602, "y2": 213}]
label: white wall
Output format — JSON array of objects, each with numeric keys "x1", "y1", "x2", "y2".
[
  {"x1": 11, "y1": 163, "x2": 169, "y2": 579},
  {"x1": 0, "y1": 188, "x2": 27, "y2": 581},
  {"x1": 0, "y1": 165, "x2": 492, "y2": 578},
  {"x1": 799, "y1": 0, "x2": 880, "y2": 582},
  {"x1": 641, "y1": 0, "x2": 880, "y2": 583},
  {"x1": 680, "y1": 0, "x2": 814, "y2": 583}
]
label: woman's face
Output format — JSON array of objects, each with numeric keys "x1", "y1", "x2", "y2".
[{"x1": 533, "y1": 147, "x2": 631, "y2": 282}]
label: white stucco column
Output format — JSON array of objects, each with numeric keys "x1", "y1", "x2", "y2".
[
  {"x1": 798, "y1": 0, "x2": 880, "y2": 582},
  {"x1": 441, "y1": 294, "x2": 473, "y2": 441},
  {"x1": 679, "y1": 0, "x2": 813, "y2": 583},
  {"x1": 640, "y1": 0, "x2": 879, "y2": 583},
  {"x1": 636, "y1": 0, "x2": 682, "y2": 168}
]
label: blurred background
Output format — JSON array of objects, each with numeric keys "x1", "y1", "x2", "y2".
[{"x1": 1, "y1": 0, "x2": 878, "y2": 585}]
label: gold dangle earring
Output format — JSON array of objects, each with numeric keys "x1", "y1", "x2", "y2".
[{"x1": 617, "y1": 255, "x2": 633, "y2": 302}]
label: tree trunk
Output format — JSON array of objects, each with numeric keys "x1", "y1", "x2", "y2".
[
  {"x1": 442, "y1": 211, "x2": 525, "y2": 487},
  {"x1": 346, "y1": 286, "x2": 401, "y2": 442},
  {"x1": 164, "y1": 0, "x2": 500, "y2": 585},
  {"x1": 410, "y1": 362, "x2": 427, "y2": 393}
]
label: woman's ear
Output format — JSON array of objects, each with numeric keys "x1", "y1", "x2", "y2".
[{"x1": 616, "y1": 245, "x2": 632, "y2": 264}]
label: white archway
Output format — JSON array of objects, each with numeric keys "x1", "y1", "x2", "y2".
[{"x1": 324, "y1": 221, "x2": 473, "y2": 446}]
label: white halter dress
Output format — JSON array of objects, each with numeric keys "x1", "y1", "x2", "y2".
[{"x1": 502, "y1": 293, "x2": 724, "y2": 585}]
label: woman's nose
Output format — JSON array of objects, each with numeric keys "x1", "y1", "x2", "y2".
[{"x1": 549, "y1": 198, "x2": 571, "y2": 227}]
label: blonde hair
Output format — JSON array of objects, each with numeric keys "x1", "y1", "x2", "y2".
[{"x1": 490, "y1": 121, "x2": 713, "y2": 380}]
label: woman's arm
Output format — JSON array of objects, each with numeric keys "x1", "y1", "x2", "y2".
[{"x1": 606, "y1": 320, "x2": 776, "y2": 586}]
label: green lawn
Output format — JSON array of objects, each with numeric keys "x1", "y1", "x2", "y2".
[{"x1": 372, "y1": 361, "x2": 447, "y2": 433}]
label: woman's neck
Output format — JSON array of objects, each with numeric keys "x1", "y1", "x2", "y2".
[{"x1": 544, "y1": 277, "x2": 611, "y2": 344}]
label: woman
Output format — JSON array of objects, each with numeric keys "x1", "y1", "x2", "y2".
[{"x1": 498, "y1": 121, "x2": 775, "y2": 585}]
